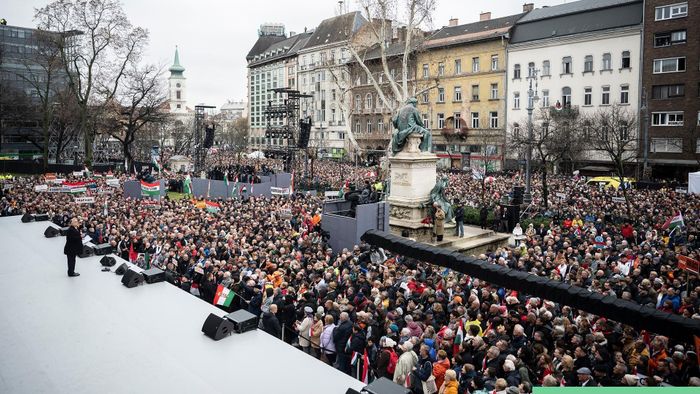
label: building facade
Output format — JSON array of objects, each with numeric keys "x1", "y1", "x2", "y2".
[
  {"x1": 296, "y1": 12, "x2": 367, "y2": 158},
  {"x1": 642, "y1": 0, "x2": 699, "y2": 178},
  {"x1": 506, "y1": 0, "x2": 644, "y2": 169},
  {"x1": 168, "y1": 47, "x2": 187, "y2": 114},
  {"x1": 417, "y1": 12, "x2": 523, "y2": 170}
]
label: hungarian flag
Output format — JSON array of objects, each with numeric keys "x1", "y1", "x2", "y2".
[
  {"x1": 140, "y1": 180, "x2": 160, "y2": 197},
  {"x1": 290, "y1": 172, "x2": 294, "y2": 195},
  {"x1": 662, "y1": 212, "x2": 684, "y2": 231},
  {"x1": 183, "y1": 175, "x2": 192, "y2": 195},
  {"x1": 128, "y1": 243, "x2": 137, "y2": 263},
  {"x1": 213, "y1": 284, "x2": 236, "y2": 307},
  {"x1": 453, "y1": 318, "x2": 464, "y2": 355},
  {"x1": 250, "y1": 180, "x2": 254, "y2": 195},
  {"x1": 63, "y1": 180, "x2": 87, "y2": 193},
  {"x1": 361, "y1": 349, "x2": 370, "y2": 384},
  {"x1": 350, "y1": 351, "x2": 360, "y2": 366},
  {"x1": 224, "y1": 172, "x2": 230, "y2": 195},
  {"x1": 205, "y1": 200, "x2": 220, "y2": 213}
]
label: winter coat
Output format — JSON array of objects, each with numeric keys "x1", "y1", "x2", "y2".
[
  {"x1": 261, "y1": 311, "x2": 281, "y2": 338},
  {"x1": 443, "y1": 380, "x2": 459, "y2": 394},
  {"x1": 320, "y1": 324, "x2": 337, "y2": 354},
  {"x1": 433, "y1": 358, "x2": 451, "y2": 389},
  {"x1": 298, "y1": 316, "x2": 313, "y2": 348},
  {"x1": 311, "y1": 319, "x2": 323, "y2": 349},
  {"x1": 394, "y1": 350, "x2": 418, "y2": 386},
  {"x1": 434, "y1": 208, "x2": 445, "y2": 236},
  {"x1": 333, "y1": 320, "x2": 353, "y2": 355},
  {"x1": 64, "y1": 226, "x2": 83, "y2": 256}
]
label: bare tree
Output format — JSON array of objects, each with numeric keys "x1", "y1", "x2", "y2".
[
  {"x1": 510, "y1": 106, "x2": 585, "y2": 208},
  {"x1": 586, "y1": 103, "x2": 639, "y2": 216},
  {"x1": 35, "y1": 0, "x2": 149, "y2": 165},
  {"x1": 101, "y1": 64, "x2": 168, "y2": 172}
]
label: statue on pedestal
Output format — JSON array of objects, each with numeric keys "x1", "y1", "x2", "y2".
[{"x1": 391, "y1": 97, "x2": 432, "y2": 155}]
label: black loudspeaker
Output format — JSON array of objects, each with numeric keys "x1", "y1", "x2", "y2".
[
  {"x1": 362, "y1": 377, "x2": 411, "y2": 394},
  {"x1": 21, "y1": 213, "x2": 34, "y2": 223},
  {"x1": 79, "y1": 245, "x2": 94, "y2": 258},
  {"x1": 499, "y1": 204, "x2": 520, "y2": 233},
  {"x1": 512, "y1": 186, "x2": 525, "y2": 205},
  {"x1": 44, "y1": 226, "x2": 60, "y2": 238},
  {"x1": 121, "y1": 269, "x2": 144, "y2": 288},
  {"x1": 345, "y1": 389, "x2": 361, "y2": 394},
  {"x1": 115, "y1": 263, "x2": 129, "y2": 275},
  {"x1": 33, "y1": 213, "x2": 49, "y2": 221},
  {"x1": 202, "y1": 313, "x2": 235, "y2": 340},
  {"x1": 93, "y1": 243, "x2": 113, "y2": 256},
  {"x1": 142, "y1": 267, "x2": 165, "y2": 284},
  {"x1": 100, "y1": 256, "x2": 116, "y2": 267},
  {"x1": 225, "y1": 309, "x2": 258, "y2": 334}
]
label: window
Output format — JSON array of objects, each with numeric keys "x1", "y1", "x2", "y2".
[
  {"x1": 438, "y1": 62, "x2": 445, "y2": 76},
  {"x1": 584, "y1": 56, "x2": 593, "y2": 72},
  {"x1": 619, "y1": 121, "x2": 630, "y2": 140},
  {"x1": 602, "y1": 86, "x2": 610, "y2": 105},
  {"x1": 367, "y1": 120, "x2": 373, "y2": 133},
  {"x1": 489, "y1": 112, "x2": 498, "y2": 129},
  {"x1": 454, "y1": 59, "x2": 462, "y2": 74},
  {"x1": 471, "y1": 112, "x2": 480, "y2": 128},
  {"x1": 422, "y1": 114, "x2": 429, "y2": 128},
  {"x1": 651, "y1": 138, "x2": 683, "y2": 153},
  {"x1": 602, "y1": 53, "x2": 612, "y2": 70},
  {"x1": 653, "y1": 57, "x2": 686, "y2": 73},
  {"x1": 621, "y1": 51, "x2": 631, "y2": 69},
  {"x1": 491, "y1": 55, "x2": 499, "y2": 70},
  {"x1": 355, "y1": 121, "x2": 361, "y2": 133},
  {"x1": 437, "y1": 88, "x2": 445, "y2": 103},
  {"x1": 454, "y1": 113, "x2": 461, "y2": 129},
  {"x1": 471, "y1": 85, "x2": 479, "y2": 101},
  {"x1": 562, "y1": 57, "x2": 572, "y2": 74},
  {"x1": 542, "y1": 89, "x2": 549, "y2": 107},
  {"x1": 513, "y1": 64, "x2": 521, "y2": 79},
  {"x1": 652, "y1": 84, "x2": 685, "y2": 99},
  {"x1": 562, "y1": 87, "x2": 571, "y2": 106},
  {"x1": 176, "y1": 104, "x2": 181, "y2": 109},
  {"x1": 365, "y1": 93, "x2": 373, "y2": 109},
  {"x1": 437, "y1": 113, "x2": 445, "y2": 129},
  {"x1": 652, "y1": 112, "x2": 684, "y2": 126},
  {"x1": 472, "y1": 57, "x2": 480, "y2": 73},
  {"x1": 584, "y1": 87, "x2": 592, "y2": 106},
  {"x1": 514, "y1": 92, "x2": 520, "y2": 109},
  {"x1": 422, "y1": 64, "x2": 429, "y2": 78},
  {"x1": 513, "y1": 123, "x2": 521, "y2": 139},
  {"x1": 542, "y1": 60, "x2": 550, "y2": 76},
  {"x1": 176, "y1": 90, "x2": 181, "y2": 99},
  {"x1": 490, "y1": 84, "x2": 498, "y2": 100},
  {"x1": 528, "y1": 62, "x2": 535, "y2": 77},
  {"x1": 355, "y1": 94, "x2": 361, "y2": 109},
  {"x1": 654, "y1": 30, "x2": 687, "y2": 47},
  {"x1": 655, "y1": 2, "x2": 688, "y2": 20},
  {"x1": 422, "y1": 92, "x2": 429, "y2": 103},
  {"x1": 454, "y1": 86, "x2": 462, "y2": 101},
  {"x1": 620, "y1": 85, "x2": 629, "y2": 104}
]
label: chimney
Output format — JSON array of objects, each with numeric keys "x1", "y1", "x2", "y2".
[
  {"x1": 523, "y1": 3, "x2": 534, "y2": 12},
  {"x1": 448, "y1": 18, "x2": 459, "y2": 27},
  {"x1": 289, "y1": 31, "x2": 296, "y2": 37},
  {"x1": 480, "y1": 12, "x2": 491, "y2": 21}
]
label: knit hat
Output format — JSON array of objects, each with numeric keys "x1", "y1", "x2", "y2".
[{"x1": 389, "y1": 323, "x2": 399, "y2": 333}]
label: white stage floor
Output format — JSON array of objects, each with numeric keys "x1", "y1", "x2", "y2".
[{"x1": 0, "y1": 217, "x2": 364, "y2": 394}]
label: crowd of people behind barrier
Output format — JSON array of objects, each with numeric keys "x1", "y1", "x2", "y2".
[{"x1": 0, "y1": 159, "x2": 699, "y2": 392}]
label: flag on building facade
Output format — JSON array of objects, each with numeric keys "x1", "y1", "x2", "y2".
[{"x1": 140, "y1": 180, "x2": 160, "y2": 197}]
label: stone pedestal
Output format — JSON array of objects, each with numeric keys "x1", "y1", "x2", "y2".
[{"x1": 388, "y1": 134, "x2": 439, "y2": 242}]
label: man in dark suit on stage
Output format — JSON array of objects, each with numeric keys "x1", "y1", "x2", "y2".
[{"x1": 64, "y1": 217, "x2": 83, "y2": 277}]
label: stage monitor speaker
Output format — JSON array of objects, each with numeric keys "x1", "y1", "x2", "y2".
[
  {"x1": 499, "y1": 204, "x2": 520, "y2": 233},
  {"x1": 44, "y1": 226, "x2": 60, "y2": 238},
  {"x1": 115, "y1": 263, "x2": 129, "y2": 275},
  {"x1": 512, "y1": 186, "x2": 525, "y2": 205},
  {"x1": 142, "y1": 267, "x2": 165, "y2": 284},
  {"x1": 79, "y1": 245, "x2": 95, "y2": 258},
  {"x1": 202, "y1": 313, "x2": 235, "y2": 340},
  {"x1": 21, "y1": 213, "x2": 34, "y2": 223},
  {"x1": 100, "y1": 256, "x2": 117, "y2": 267},
  {"x1": 345, "y1": 389, "x2": 361, "y2": 394},
  {"x1": 224, "y1": 309, "x2": 258, "y2": 334},
  {"x1": 121, "y1": 269, "x2": 144, "y2": 288},
  {"x1": 362, "y1": 377, "x2": 411, "y2": 394},
  {"x1": 33, "y1": 213, "x2": 49, "y2": 221},
  {"x1": 93, "y1": 243, "x2": 113, "y2": 256}
]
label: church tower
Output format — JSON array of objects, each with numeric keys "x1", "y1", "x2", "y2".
[{"x1": 168, "y1": 46, "x2": 186, "y2": 113}]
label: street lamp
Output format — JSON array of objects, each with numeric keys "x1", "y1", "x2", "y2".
[
  {"x1": 640, "y1": 88, "x2": 649, "y2": 180},
  {"x1": 523, "y1": 68, "x2": 539, "y2": 205}
]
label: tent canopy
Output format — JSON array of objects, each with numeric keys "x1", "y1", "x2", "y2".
[
  {"x1": 688, "y1": 171, "x2": 700, "y2": 194},
  {"x1": 247, "y1": 151, "x2": 266, "y2": 159}
]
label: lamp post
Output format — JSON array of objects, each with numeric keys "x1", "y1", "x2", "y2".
[
  {"x1": 640, "y1": 88, "x2": 649, "y2": 180},
  {"x1": 523, "y1": 69, "x2": 539, "y2": 204}
]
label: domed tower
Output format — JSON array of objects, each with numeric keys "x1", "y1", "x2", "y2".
[{"x1": 168, "y1": 46, "x2": 186, "y2": 113}]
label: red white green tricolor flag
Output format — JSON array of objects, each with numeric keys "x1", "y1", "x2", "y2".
[
  {"x1": 140, "y1": 180, "x2": 160, "y2": 197},
  {"x1": 213, "y1": 285, "x2": 235, "y2": 307},
  {"x1": 662, "y1": 212, "x2": 684, "y2": 231},
  {"x1": 205, "y1": 200, "x2": 220, "y2": 213}
]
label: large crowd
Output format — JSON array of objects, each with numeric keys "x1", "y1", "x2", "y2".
[{"x1": 1, "y1": 158, "x2": 699, "y2": 393}]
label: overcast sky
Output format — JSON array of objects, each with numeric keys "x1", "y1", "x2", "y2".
[{"x1": 3, "y1": 0, "x2": 569, "y2": 110}]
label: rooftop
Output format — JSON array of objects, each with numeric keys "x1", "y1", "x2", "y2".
[{"x1": 424, "y1": 13, "x2": 524, "y2": 49}]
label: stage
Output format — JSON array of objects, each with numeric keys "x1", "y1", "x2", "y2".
[{"x1": 0, "y1": 217, "x2": 364, "y2": 394}]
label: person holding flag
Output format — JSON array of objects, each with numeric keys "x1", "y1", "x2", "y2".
[{"x1": 183, "y1": 174, "x2": 192, "y2": 196}]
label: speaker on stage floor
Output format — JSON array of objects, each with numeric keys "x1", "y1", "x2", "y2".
[
  {"x1": 225, "y1": 309, "x2": 258, "y2": 334},
  {"x1": 100, "y1": 256, "x2": 116, "y2": 267},
  {"x1": 202, "y1": 313, "x2": 235, "y2": 340},
  {"x1": 93, "y1": 243, "x2": 113, "y2": 256},
  {"x1": 21, "y1": 213, "x2": 33, "y2": 223},
  {"x1": 142, "y1": 267, "x2": 165, "y2": 284},
  {"x1": 361, "y1": 377, "x2": 411, "y2": 394},
  {"x1": 44, "y1": 226, "x2": 60, "y2": 238},
  {"x1": 33, "y1": 213, "x2": 49, "y2": 221},
  {"x1": 79, "y1": 245, "x2": 94, "y2": 258},
  {"x1": 115, "y1": 263, "x2": 128, "y2": 275},
  {"x1": 121, "y1": 269, "x2": 144, "y2": 288}
]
